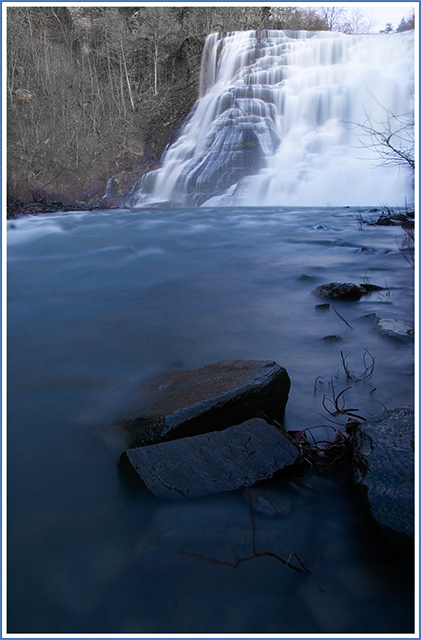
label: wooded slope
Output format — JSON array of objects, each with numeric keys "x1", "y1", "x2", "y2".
[{"x1": 10, "y1": 6, "x2": 389, "y2": 204}]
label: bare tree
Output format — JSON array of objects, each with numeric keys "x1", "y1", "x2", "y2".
[
  {"x1": 349, "y1": 99, "x2": 415, "y2": 171},
  {"x1": 362, "y1": 112, "x2": 414, "y2": 169},
  {"x1": 341, "y1": 7, "x2": 376, "y2": 34},
  {"x1": 133, "y1": 7, "x2": 182, "y2": 96},
  {"x1": 317, "y1": 6, "x2": 347, "y2": 31}
]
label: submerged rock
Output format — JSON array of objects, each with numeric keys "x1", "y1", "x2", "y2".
[
  {"x1": 362, "y1": 313, "x2": 414, "y2": 342},
  {"x1": 313, "y1": 282, "x2": 383, "y2": 301},
  {"x1": 297, "y1": 274, "x2": 315, "y2": 282},
  {"x1": 375, "y1": 318, "x2": 414, "y2": 342},
  {"x1": 320, "y1": 334, "x2": 342, "y2": 343},
  {"x1": 120, "y1": 360, "x2": 291, "y2": 447},
  {"x1": 246, "y1": 487, "x2": 292, "y2": 516},
  {"x1": 352, "y1": 407, "x2": 414, "y2": 558},
  {"x1": 120, "y1": 418, "x2": 299, "y2": 500}
]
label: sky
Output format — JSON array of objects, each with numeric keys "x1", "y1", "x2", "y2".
[
  {"x1": 271, "y1": 2, "x2": 416, "y2": 32},
  {"x1": 362, "y1": 2, "x2": 416, "y2": 31}
]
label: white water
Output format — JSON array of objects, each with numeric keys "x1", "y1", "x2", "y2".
[{"x1": 129, "y1": 30, "x2": 414, "y2": 209}]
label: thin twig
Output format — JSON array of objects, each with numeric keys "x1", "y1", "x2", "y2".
[
  {"x1": 322, "y1": 383, "x2": 366, "y2": 421},
  {"x1": 340, "y1": 351, "x2": 354, "y2": 379},
  {"x1": 180, "y1": 487, "x2": 310, "y2": 575},
  {"x1": 361, "y1": 349, "x2": 375, "y2": 380},
  {"x1": 332, "y1": 304, "x2": 353, "y2": 330},
  {"x1": 314, "y1": 376, "x2": 324, "y2": 394},
  {"x1": 32, "y1": 169, "x2": 64, "y2": 201},
  {"x1": 180, "y1": 549, "x2": 310, "y2": 574},
  {"x1": 340, "y1": 349, "x2": 375, "y2": 381}
]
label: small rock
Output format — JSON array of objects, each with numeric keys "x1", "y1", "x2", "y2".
[
  {"x1": 313, "y1": 282, "x2": 383, "y2": 301},
  {"x1": 375, "y1": 213, "x2": 413, "y2": 226},
  {"x1": 363, "y1": 313, "x2": 414, "y2": 342},
  {"x1": 375, "y1": 318, "x2": 414, "y2": 342},
  {"x1": 361, "y1": 312, "x2": 380, "y2": 323},
  {"x1": 315, "y1": 303, "x2": 330, "y2": 311},
  {"x1": 320, "y1": 334, "x2": 342, "y2": 343},
  {"x1": 246, "y1": 487, "x2": 292, "y2": 516},
  {"x1": 297, "y1": 274, "x2": 315, "y2": 282},
  {"x1": 120, "y1": 418, "x2": 300, "y2": 500}
]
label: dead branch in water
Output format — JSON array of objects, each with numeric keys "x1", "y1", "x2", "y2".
[
  {"x1": 313, "y1": 376, "x2": 324, "y2": 394},
  {"x1": 322, "y1": 381, "x2": 366, "y2": 421},
  {"x1": 332, "y1": 305, "x2": 353, "y2": 330},
  {"x1": 181, "y1": 549, "x2": 310, "y2": 573},
  {"x1": 340, "y1": 349, "x2": 375, "y2": 382},
  {"x1": 180, "y1": 488, "x2": 310, "y2": 575}
]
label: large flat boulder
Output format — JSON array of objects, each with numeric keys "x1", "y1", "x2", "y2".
[
  {"x1": 120, "y1": 360, "x2": 290, "y2": 446},
  {"x1": 352, "y1": 407, "x2": 414, "y2": 557},
  {"x1": 120, "y1": 418, "x2": 299, "y2": 500}
]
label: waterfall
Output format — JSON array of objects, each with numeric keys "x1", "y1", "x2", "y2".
[{"x1": 127, "y1": 29, "x2": 414, "y2": 209}]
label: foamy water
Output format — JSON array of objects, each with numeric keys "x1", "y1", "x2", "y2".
[{"x1": 128, "y1": 30, "x2": 414, "y2": 209}]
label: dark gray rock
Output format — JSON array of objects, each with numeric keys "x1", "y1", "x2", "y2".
[
  {"x1": 313, "y1": 282, "x2": 383, "y2": 301},
  {"x1": 6, "y1": 198, "x2": 99, "y2": 219},
  {"x1": 361, "y1": 313, "x2": 414, "y2": 342},
  {"x1": 375, "y1": 212, "x2": 414, "y2": 226},
  {"x1": 120, "y1": 360, "x2": 291, "y2": 447},
  {"x1": 121, "y1": 418, "x2": 300, "y2": 500},
  {"x1": 320, "y1": 334, "x2": 342, "y2": 343},
  {"x1": 297, "y1": 274, "x2": 315, "y2": 282},
  {"x1": 352, "y1": 407, "x2": 414, "y2": 557}
]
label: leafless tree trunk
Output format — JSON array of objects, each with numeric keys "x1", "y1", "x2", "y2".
[
  {"x1": 317, "y1": 6, "x2": 347, "y2": 31},
  {"x1": 120, "y1": 35, "x2": 136, "y2": 111}
]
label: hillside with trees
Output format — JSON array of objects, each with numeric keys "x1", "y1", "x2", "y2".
[{"x1": 6, "y1": 5, "x2": 414, "y2": 206}]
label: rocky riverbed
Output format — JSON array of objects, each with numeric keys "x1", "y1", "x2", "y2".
[
  {"x1": 117, "y1": 359, "x2": 414, "y2": 559},
  {"x1": 6, "y1": 198, "x2": 100, "y2": 219}
]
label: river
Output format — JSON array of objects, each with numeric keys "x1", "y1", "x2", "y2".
[{"x1": 7, "y1": 205, "x2": 414, "y2": 634}]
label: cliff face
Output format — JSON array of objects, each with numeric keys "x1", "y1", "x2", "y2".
[{"x1": 6, "y1": 6, "x2": 328, "y2": 205}]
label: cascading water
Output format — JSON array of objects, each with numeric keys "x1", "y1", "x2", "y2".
[{"x1": 127, "y1": 29, "x2": 414, "y2": 209}]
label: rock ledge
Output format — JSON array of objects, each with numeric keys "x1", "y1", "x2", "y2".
[
  {"x1": 121, "y1": 359, "x2": 291, "y2": 446},
  {"x1": 121, "y1": 418, "x2": 299, "y2": 500},
  {"x1": 352, "y1": 407, "x2": 414, "y2": 557}
]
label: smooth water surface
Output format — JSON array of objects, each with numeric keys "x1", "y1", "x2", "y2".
[{"x1": 7, "y1": 206, "x2": 414, "y2": 633}]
